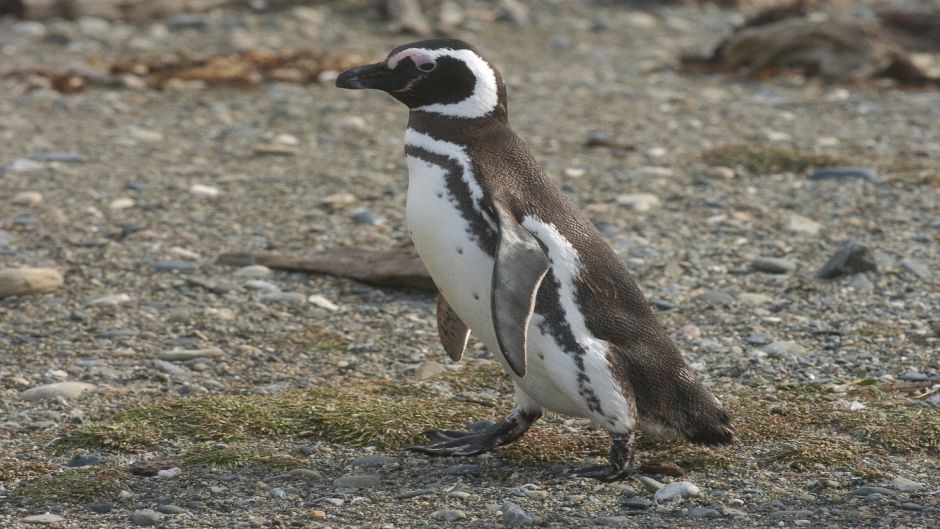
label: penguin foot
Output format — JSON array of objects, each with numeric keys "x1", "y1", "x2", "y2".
[
  {"x1": 409, "y1": 409, "x2": 540, "y2": 456},
  {"x1": 564, "y1": 432, "x2": 636, "y2": 482}
]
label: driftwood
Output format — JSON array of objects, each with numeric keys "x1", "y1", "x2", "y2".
[{"x1": 217, "y1": 246, "x2": 435, "y2": 291}]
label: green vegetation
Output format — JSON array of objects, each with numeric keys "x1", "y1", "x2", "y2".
[
  {"x1": 700, "y1": 144, "x2": 852, "y2": 174},
  {"x1": 15, "y1": 468, "x2": 127, "y2": 505}
]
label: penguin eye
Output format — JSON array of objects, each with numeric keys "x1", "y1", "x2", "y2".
[{"x1": 417, "y1": 61, "x2": 436, "y2": 73}]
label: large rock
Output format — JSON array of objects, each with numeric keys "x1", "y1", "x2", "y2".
[
  {"x1": 0, "y1": 268, "x2": 63, "y2": 298},
  {"x1": 19, "y1": 382, "x2": 96, "y2": 401}
]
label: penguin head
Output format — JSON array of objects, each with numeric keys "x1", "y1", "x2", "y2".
[{"x1": 336, "y1": 39, "x2": 507, "y2": 119}]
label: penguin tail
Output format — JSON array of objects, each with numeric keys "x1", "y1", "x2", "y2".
[{"x1": 672, "y1": 370, "x2": 735, "y2": 446}]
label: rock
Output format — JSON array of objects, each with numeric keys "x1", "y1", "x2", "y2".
[
  {"x1": 635, "y1": 475, "x2": 664, "y2": 492},
  {"x1": 385, "y1": 0, "x2": 432, "y2": 36},
  {"x1": 395, "y1": 488, "x2": 435, "y2": 500},
  {"x1": 705, "y1": 166, "x2": 736, "y2": 179},
  {"x1": 695, "y1": 290, "x2": 734, "y2": 306},
  {"x1": 155, "y1": 504, "x2": 187, "y2": 514},
  {"x1": 307, "y1": 294, "x2": 339, "y2": 311},
  {"x1": 20, "y1": 382, "x2": 95, "y2": 401},
  {"x1": 67, "y1": 453, "x2": 103, "y2": 467},
  {"x1": 30, "y1": 152, "x2": 87, "y2": 163},
  {"x1": 160, "y1": 348, "x2": 223, "y2": 361},
  {"x1": 131, "y1": 509, "x2": 164, "y2": 526},
  {"x1": 23, "y1": 513, "x2": 65, "y2": 524},
  {"x1": 321, "y1": 193, "x2": 357, "y2": 209},
  {"x1": 595, "y1": 516, "x2": 629, "y2": 526},
  {"x1": 157, "y1": 466, "x2": 181, "y2": 478},
  {"x1": 0, "y1": 268, "x2": 63, "y2": 298},
  {"x1": 501, "y1": 502, "x2": 535, "y2": 526},
  {"x1": 244, "y1": 280, "x2": 280, "y2": 292},
  {"x1": 688, "y1": 507, "x2": 720, "y2": 518},
  {"x1": 352, "y1": 455, "x2": 395, "y2": 468},
  {"x1": 432, "y1": 508, "x2": 466, "y2": 521},
  {"x1": 270, "y1": 487, "x2": 287, "y2": 499},
  {"x1": 333, "y1": 115, "x2": 367, "y2": 131},
  {"x1": 90, "y1": 502, "x2": 114, "y2": 514},
  {"x1": 751, "y1": 257, "x2": 797, "y2": 274},
  {"x1": 258, "y1": 292, "x2": 306, "y2": 304},
  {"x1": 761, "y1": 340, "x2": 806, "y2": 358},
  {"x1": 11, "y1": 158, "x2": 45, "y2": 173},
  {"x1": 164, "y1": 13, "x2": 208, "y2": 30},
  {"x1": 770, "y1": 510, "x2": 814, "y2": 519},
  {"x1": 810, "y1": 166, "x2": 875, "y2": 181},
  {"x1": 616, "y1": 193, "x2": 661, "y2": 212},
  {"x1": 87, "y1": 293, "x2": 132, "y2": 306},
  {"x1": 127, "y1": 126, "x2": 164, "y2": 142},
  {"x1": 738, "y1": 292, "x2": 772, "y2": 304},
  {"x1": 154, "y1": 360, "x2": 187, "y2": 377},
  {"x1": 818, "y1": 244, "x2": 877, "y2": 278},
  {"x1": 654, "y1": 481, "x2": 700, "y2": 502},
  {"x1": 443, "y1": 464, "x2": 481, "y2": 476},
  {"x1": 109, "y1": 197, "x2": 135, "y2": 210},
  {"x1": 848, "y1": 274, "x2": 873, "y2": 290},
  {"x1": 649, "y1": 298, "x2": 677, "y2": 310},
  {"x1": 899, "y1": 258, "x2": 929, "y2": 278},
  {"x1": 349, "y1": 208, "x2": 386, "y2": 226},
  {"x1": 414, "y1": 361, "x2": 447, "y2": 380},
  {"x1": 150, "y1": 260, "x2": 200, "y2": 272},
  {"x1": 890, "y1": 477, "x2": 924, "y2": 493},
  {"x1": 849, "y1": 486, "x2": 895, "y2": 496},
  {"x1": 12, "y1": 191, "x2": 43, "y2": 205},
  {"x1": 233, "y1": 265, "x2": 272, "y2": 278},
  {"x1": 783, "y1": 213, "x2": 821, "y2": 235},
  {"x1": 898, "y1": 371, "x2": 930, "y2": 382},
  {"x1": 189, "y1": 183, "x2": 220, "y2": 198},
  {"x1": 622, "y1": 496, "x2": 652, "y2": 509},
  {"x1": 333, "y1": 474, "x2": 381, "y2": 489}
]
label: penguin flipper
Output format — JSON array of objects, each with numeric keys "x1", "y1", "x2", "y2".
[
  {"x1": 437, "y1": 292, "x2": 470, "y2": 362},
  {"x1": 490, "y1": 202, "x2": 550, "y2": 377}
]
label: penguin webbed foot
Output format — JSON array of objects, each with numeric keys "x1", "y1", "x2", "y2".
[
  {"x1": 408, "y1": 410, "x2": 538, "y2": 456},
  {"x1": 564, "y1": 432, "x2": 636, "y2": 482}
]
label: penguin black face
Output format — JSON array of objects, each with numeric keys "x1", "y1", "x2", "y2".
[{"x1": 336, "y1": 38, "x2": 506, "y2": 119}]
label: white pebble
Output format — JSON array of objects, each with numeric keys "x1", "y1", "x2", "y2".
[
  {"x1": 157, "y1": 467, "x2": 182, "y2": 479},
  {"x1": 189, "y1": 184, "x2": 220, "y2": 198},
  {"x1": 307, "y1": 294, "x2": 339, "y2": 311}
]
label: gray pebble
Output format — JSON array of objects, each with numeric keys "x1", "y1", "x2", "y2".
[
  {"x1": 898, "y1": 371, "x2": 930, "y2": 382},
  {"x1": 233, "y1": 265, "x2": 271, "y2": 278},
  {"x1": 19, "y1": 382, "x2": 95, "y2": 401},
  {"x1": 443, "y1": 464, "x2": 481, "y2": 476},
  {"x1": 891, "y1": 477, "x2": 925, "y2": 492},
  {"x1": 31, "y1": 151, "x2": 87, "y2": 163},
  {"x1": 67, "y1": 453, "x2": 103, "y2": 467},
  {"x1": 849, "y1": 486, "x2": 895, "y2": 496},
  {"x1": 687, "y1": 507, "x2": 720, "y2": 518},
  {"x1": 622, "y1": 496, "x2": 652, "y2": 510},
  {"x1": 695, "y1": 290, "x2": 734, "y2": 306},
  {"x1": 751, "y1": 257, "x2": 797, "y2": 274},
  {"x1": 747, "y1": 333, "x2": 770, "y2": 345},
  {"x1": 349, "y1": 208, "x2": 386, "y2": 226},
  {"x1": 165, "y1": 13, "x2": 208, "y2": 30},
  {"x1": 154, "y1": 504, "x2": 187, "y2": 514},
  {"x1": 595, "y1": 515, "x2": 629, "y2": 526},
  {"x1": 899, "y1": 258, "x2": 929, "y2": 278},
  {"x1": 810, "y1": 167, "x2": 875, "y2": 181},
  {"x1": 149, "y1": 260, "x2": 200, "y2": 272},
  {"x1": 22, "y1": 514, "x2": 65, "y2": 524},
  {"x1": 258, "y1": 292, "x2": 305, "y2": 304},
  {"x1": 270, "y1": 487, "x2": 287, "y2": 499},
  {"x1": 848, "y1": 274, "x2": 873, "y2": 290},
  {"x1": 333, "y1": 474, "x2": 381, "y2": 489},
  {"x1": 154, "y1": 359, "x2": 188, "y2": 377},
  {"x1": 501, "y1": 501, "x2": 535, "y2": 526},
  {"x1": 432, "y1": 508, "x2": 466, "y2": 522},
  {"x1": 90, "y1": 502, "x2": 114, "y2": 513},
  {"x1": 901, "y1": 502, "x2": 924, "y2": 510},
  {"x1": 244, "y1": 280, "x2": 280, "y2": 292},
  {"x1": 352, "y1": 455, "x2": 395, "y2": 468},
  {"x1": 761, "y1": 341, "x2": 806, "y2": 358},
  {"x1": 818, "y1": 244, "x2": 877, "y2": 279},
  {"x1": 635, "y1": 475, "x2": 664, "y2": 492},
  {"x1": 131, "y1": 509, "x2": 164, "y2": 526},
  {"x1": 394, "y1": 488, "x2": 435, "y2": 500},
  {"x1": 286, "y1": 468, "x2": 322, "y2": 480},
  {"x1": 769, "y1": 510, "x2": 814, "y2": 519}
]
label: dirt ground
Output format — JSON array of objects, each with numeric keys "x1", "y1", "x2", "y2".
[{"x1": 1, "y1": 1, "x2": 939, "y2": 528}]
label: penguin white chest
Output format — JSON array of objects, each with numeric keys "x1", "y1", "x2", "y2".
[{"x1": 405, "y1": 155, "x2": 497, "y2": 340}]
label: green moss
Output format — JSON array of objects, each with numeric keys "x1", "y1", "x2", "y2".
[
  {"x1": 0, "y1": 457, "x2": 57, "y2": 484},
  {"x1": 270, "y1": 324, "x2": 349, "y2": 355},
  {"x1": 701, "y1": 144, "x2": 851, "y2": 174},
  {"x1": 15, "y1": 468, "x2": 127, "y2": 505},
  {"x1": 837, "y1": 402, "x2": 940, "y2": 453}
]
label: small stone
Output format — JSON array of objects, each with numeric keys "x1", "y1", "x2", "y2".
[
  {"x1": 783, "y1": 213, "x2": 821, "y2": 235},
  {"x1": 244, "y1": 280, "x2": 279, "y2": 292},
  {"x1": 622, "y1": 496, "x2": 652, "y2": 510},
  {"x1": 154, "y1": 360, "x2": 188, "y2": 377},
  {"x1": 150, "y1": 260, "x2": 200, "y2": 272},
  {"x1": 160, "y1": 348, "x2": 223, "y2": 361},
  {"x1": 394, "y1": 488, "x2": 435, "y2": 500},
  {"x1": 270, "y1": 487, "x2": 287, "y2": 499},
  {"x1": 818, "y1": 244, "x2": 877, "y2": 278},
  {"x1": 23, "y1": 513, "x2": 65, "y2": 524},
  {"x1": 12, "y1": 191, "x2": 43, "y2": 205},
  {"x1": 595, "y1": 516, "x2": 629, "y2": 526},
  {"x1": 650, "y1": 298, "x2": 677, "y2": 310},
  {"x1": 443, "y1": 464, "x2": 481, "y2": 476},
  {"x1": 333, "y1": 474, "x2": 381, "y2": 489},
  {"x1": 309, "y1": 509, "x2": 327, "y2": 519},
  {"x1": 624, "y1": 11, "x2": 658, "y2": 28},
  {"x1": 321, "y1": 193, "x2": 357, "y2": 209},
  {"x1": 899, "y1": 258, "x2": 929, "y2": 278},
  {"x1": 87, "y1": 293, "x2": 132, "y2": 306},
  {"x1": 349, "y1": 208, "x2": 386, "y2": 226},
  {"x1": 131, "y1": 509, "x2": 164, "y2": 526},
  {"x1": 898, "y1": 371, "x2": 930, "y2": 382},
  {"x1": 67, "y1": 453, "x2": 103, "y2": 467},
  {"x1": 90, "y1": 502, "x2": 114, "y2": 513},
  {"x1": 157, "y1": 466, "x2": 182, "y2": 478},
  {"x1": 761, "y1": 341, "x2": 806, "y2": 358},
  {"x1": 770, "y1": 510, "x2": 814, "y2": 519},
  {"x1": 109, "y1": 197, "x2": 135, "y2": 210},
  {"x1": 738, "y1": 293, "x2": 772, "y2": 304},
  {"x1": 258, "y1": 292, "x2": 306, "y2": 304},
  {"x1": 432, "y1": 508, "x2": 466, "y2": 522},
  {"x1": 287, "y1": 468, "x2": 323, "y2": 480},
  {"x1": 352, "y1": 455, "x2": 395, "y2": 468},
  {"x1": 154, "y1": 505, "x2": 187, "y2": 514},
  {"x1": 307, "y1": 294, "x2": 339, "y2": 311},
  {"x1": 127, "y1": 126, "x2": 164, "y2": 142},
  {"x1": 165, "y1": 13, "x2": 208, "y2": 30},
  {"x1": 11, "y1": 159, "x2": 46, "y2": 173},
  {"x1": 654, "y1": 481, "x2": 700, "y2": 502},
  {"x1": 635, "y1": 475, "x2": 664, "y2": 492},
  {"x1": 564, "y1": 167, "x2": 586, "y2": 178},
  {"x1": 695, "y1": 290, "x2": 734, "y2": 306},
  {"x1": 233, "y1": 265, "x2": 271, "y2": 278},
  {"x1": 0, "y1": 268, "x2": 63, "y2": 298},
  {"x1": 189, "y1": 184, "x2": 220, "y2": 198},
  {"x1": 333, "y1": 116, "x2": 367, "y2": 131},
  {"x1": 501, "y1": 501, "x2": 535, "y2": 526},
  {"x1": 524, "y1": 489, "x2": 549, "y2": 500},
  {"x1": 751, "y1": 257, "x2": 797, "y2": 274},
  {"x1": 848, "y1": 274, "x2": 873, "y2": 290},
  {"x1": 810, "y1": 167, "x2": 875, "y2": 181},
  {"x1": 415, "y1": 361, "x2": 447, "y2": 380},
  {"x1": 849, "y1": 486, "x2": 895, "y2": 497},
  {"x1": 705, "y1": 166, "x2": 736, "y2": 179},
  {"x1": 20, "y1": 382, "x2": 95, "y2": 401},
  {"x1": 687, "y1": 507, "x2": 720, "y2": 518},
  {"x1": 616, "y1": 193, "x2": 661, "y2": 212}
]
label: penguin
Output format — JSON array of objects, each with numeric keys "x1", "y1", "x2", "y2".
[{"x1": 336, "y1": 39, "x2": 733, "y2": 481}]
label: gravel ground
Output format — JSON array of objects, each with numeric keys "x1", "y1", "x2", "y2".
[{"x1": 2, "y1": 2, "x2": 939, "y2": 528}]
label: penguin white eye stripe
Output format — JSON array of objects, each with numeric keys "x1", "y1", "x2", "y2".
[{"x1": 388, "y1": 49, "x2": 435, "y2": 71}]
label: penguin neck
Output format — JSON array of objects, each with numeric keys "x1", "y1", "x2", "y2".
[{"x1": 407, "y1": 109, "x2": 509, "y2": 145}]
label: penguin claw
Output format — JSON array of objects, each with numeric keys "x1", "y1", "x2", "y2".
[
  {"x1": 564, "y1": 464, "x2": 635, "y2": 482},
  {"x1": 408, "y1": 431, "x2": 498, "y2": 456}
]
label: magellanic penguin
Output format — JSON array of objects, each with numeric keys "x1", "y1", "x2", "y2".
[{"x1": 336, "y1": 39, "x2": 733, "y2": 481}]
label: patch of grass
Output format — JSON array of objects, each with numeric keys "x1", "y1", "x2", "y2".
[
  {"x1": 0, "y1": 457, "x2": 57, "y2": 484},
  {"x1": 14, "y1": 467, "x2": 127, "y2": 505},
  {"x1": 270, "y1": 324, "x2": 349, "y2": 355},
  {"x1": 838, "y1": 402, "x2": 940, "y2": 453},
  {"x1": 182, "y1": 443, "x2": 305, "y2": 471},
  {"x1": 700, "y1": 144, "x2": 851, "y2": 174},
  {"x1": 500, "y1": 426, "x2": 607, "y2": 463}
]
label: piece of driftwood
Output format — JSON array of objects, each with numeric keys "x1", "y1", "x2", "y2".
[
  {"x1": 682, "y1": 2, "x2": 939, "y2": 86},
  {"x1": 878, "y1": 3, "x2": 940, "y2": 53},
  {"x1": 217, "y1": 246, "x2": 435, "y2": 291}
]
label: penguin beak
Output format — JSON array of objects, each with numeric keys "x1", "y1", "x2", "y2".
[{"x1": 335, "y1": 62, "x2": 401, "y2": 91}]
